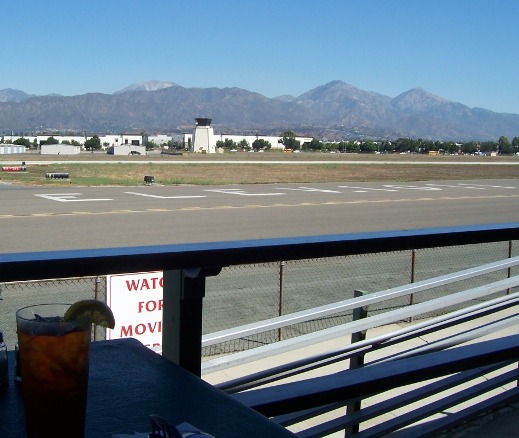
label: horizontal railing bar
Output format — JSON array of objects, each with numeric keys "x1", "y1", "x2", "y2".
[
  {"x1": 233, "y1": 333, "x2": 519, "y2": 417},
  {"x1": 299, "y1": 366, "x2": 519, "y2": 437},
  {"x1": 220, "y1": 293, "x2": 519, "y2": 392},
  {"x1": 388, "y1": 389, "x2": 519, "y2": 438},
  {"x1": 372, "y1": 313, "x2": 519, "y2": 365},
  {"x1": 290, "y1": 362, "x2": 514, "y2": 433},
  {"x1": 202, "y1": 276, "x2": 519, "y2": 372},
  {"x1": 355, "y1": 369, "x2": 519, "y2": 438},
  {"x1": 203, "y1": 256, "x2": 519, "y2": 346},
  {"x1": 365, "y1": 293, "x2": 519, "y2": 349},
  {"x1": 216, "y1": 294, "x2": 519, "y2": 393},
  {"x1": 1, "y1": 223, "x2": 518, "y2": 282}
]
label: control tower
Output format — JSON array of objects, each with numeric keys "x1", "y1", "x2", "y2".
[{"x1": 191, "y1": 118, "x2": 215, "y2": 153}]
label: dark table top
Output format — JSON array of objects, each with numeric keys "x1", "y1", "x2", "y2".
[{"x1": 0, "y1": 338, "x2": 295, "y2": 437}]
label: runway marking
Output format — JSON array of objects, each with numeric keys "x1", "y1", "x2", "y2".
[
  {"x1": 205, "y1": 188, "x2": 285, "y2": 196},
  {"x1": 338, "y1": 185, "x2": 398, "y2": 192},
  {"x1": 34, "y1": 193, "x2": 113, "y2": 202},
  {"x1": 125, "y1": 192, "x2": 206, "y2": 199},
  {"x1": 278, "y1": 186, "x2": 342, "y2": 193},
  {"x1": 425, "y1": 183, "x2": 485, "y2": 190},
  {"x1": 382, "y1": 184, "x2": 442, "y2": 191},
  {"x1": 2, "y1": 194, "x2": 518, "y2": 220},
  {"x1": 456, "y1": 183, "x2": 517, "y2": 189}
]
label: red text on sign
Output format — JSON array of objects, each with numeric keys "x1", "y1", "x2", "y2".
[
  {"x1": 138, "y1": 300, "x2": 163, "y2": 313},
  {"x1": 125, "y1": 276, "x2": 163, "y2": 291}
]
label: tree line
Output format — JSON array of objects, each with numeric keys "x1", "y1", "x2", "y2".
[
  {"x1": 286, "y1": 133, "x2": 519, "y2": 155},
  {"x1": 217, "y1": 131, "x2": 519, "y2": 155}
]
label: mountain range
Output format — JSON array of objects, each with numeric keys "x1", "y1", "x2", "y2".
[{"x1": 0, "y1": 80, "x2": 518, "y2": 141}]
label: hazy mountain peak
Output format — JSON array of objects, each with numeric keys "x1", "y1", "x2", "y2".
[
  {"x1": 0, "y1": 88, "x2": 32, "y2": 103},
  {"x1": 302, "y1": 80, "x2": 360, "y2": 96},
  {"x1": 114, "y1": 80, "x2": 177, "y2": 94},
  {"x1": 273, "y1": 94, "x2": 296, "y2": 102},
  {"x1": 392, "y1": 87, "x2": 449, "y2": 111},
  {"x1": 299, "y1": 80, "x2": 390, "y2": 102}
]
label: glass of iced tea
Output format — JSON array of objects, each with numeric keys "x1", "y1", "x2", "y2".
[{"x1": 16, "y1": 304, "x2": 91, "y2": 438}]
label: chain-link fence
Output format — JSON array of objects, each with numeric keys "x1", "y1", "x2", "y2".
[
  {"x1": 1, "y1": 241, "x2": 517, "y2": 356},
  {"x1": 202, "y1": 240, "x2": 518, "y2": 357}
]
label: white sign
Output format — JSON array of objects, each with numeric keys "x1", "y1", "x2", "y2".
[{"x1": 106, "y1": 271, "x2": 164, "y2": 352}]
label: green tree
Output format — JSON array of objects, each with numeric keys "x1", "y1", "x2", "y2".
[
  {"x1": 306, "y1": 138, "x2": 323, "y2": 151},
  {"x1": 238, "y1": 139, "x2": 250, "y2": 151},
  {"x1": 479, "y1": 141, "x2": 495, "y2": 154},
  {"x1": 279, "y1": 130, "x2": 301, "y2": 150},
  {"x1": 345, "y1": 141, "x2": 360, "y2": 153},
  {"x1": 394, "y1": 138, "x2": 415, "y2": 153},
  {"x1": 13, "y1": 137, "x2": 31, "y2": 147},
  {"x1": 360, "y1": 141, "x2": 377, "y2": 153},
  {"x1": 498, "y1": 135, "x2": 512, "y2": 154},
  {"x1": 145, "y1": 140, "x2": 158, "y2": 151},
  {"x1": 252, "y1": 139, "x2": 271, "y2": 151},
  {"x1": 46, "y1": 136, "x2": 59, "y2": 145},
  {"x1": 216, "y1": 139, "x2": 238, "y2": 150},
  {"x1": 84, "y1": 135, "x2": 101, "y2": 151},
  {"x1": 379, "y1": 141, "x2": 392, "y2": 153},
  {"x1": 460, "y1": 142, "x2": 478, "y2": 155}
]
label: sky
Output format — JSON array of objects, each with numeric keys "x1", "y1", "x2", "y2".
[{"x1": 2, "y1": 0, "x2": 519, "y2": 114}]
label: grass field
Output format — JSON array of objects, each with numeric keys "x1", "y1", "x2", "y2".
[{"x1": 1, "y1": 151, "x2": 518, "y2": 186}]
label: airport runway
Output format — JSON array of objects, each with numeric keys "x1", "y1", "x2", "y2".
[{"x1": 1, "y1": 179, "x2": 518, "y2": 253}]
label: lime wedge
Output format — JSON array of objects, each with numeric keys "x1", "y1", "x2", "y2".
[{"x1": 64, "y1": 300, "x2": 116, "y2": 329}]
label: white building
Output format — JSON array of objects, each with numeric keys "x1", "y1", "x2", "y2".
[
  {"x1": 40, "y1": 144, "x2": 81, "y2": 155},
  {"x1": 107, "y1": 144, "x2": 146, "y2": 155},
  {"x1": 0, "y1": 144, "x2": 26, "y2": 154},
  {"x1": 99, "y1": 134, "x2": 147, "y2": 149}
]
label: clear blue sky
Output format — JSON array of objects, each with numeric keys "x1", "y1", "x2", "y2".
[{"x1": 3, "y1": 0, "x2": 519, "y2": 114}]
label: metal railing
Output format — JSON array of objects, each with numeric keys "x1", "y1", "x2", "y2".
[
  {"x1": 2, "y1": 223, "x2": 519, "y2": 436},
  {"x1": 202, "y1": 255, "x2": 519, "y2": 374},
  {"x1": 229, "y1": 267, "x2": 519, "y2": 436}
]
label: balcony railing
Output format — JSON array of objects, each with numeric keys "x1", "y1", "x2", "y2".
[{"x1": 2, "y1": 222, "x2": 519, "y2": 436}]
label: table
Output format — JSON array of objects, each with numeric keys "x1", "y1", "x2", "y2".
[{"x1": 0, "y1": 338, "x2": 295, "y2": 437}]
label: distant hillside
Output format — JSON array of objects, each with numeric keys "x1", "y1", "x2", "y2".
[
  {"x1": 0, "y1": 88, "x2": 32, "y2": 103},
  {"x1": 0, "y1": 80, "x2": 518, "y2": 141}
]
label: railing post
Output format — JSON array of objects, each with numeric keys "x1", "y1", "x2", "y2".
[
  {"x1": 93, "y1": 276, "x2": 102, "y2": 341},
  {"x1": 345, "y1": 289, "x2": 368, "y2": 436},
  {"x1": 408, "y1": 249, "x2": 417, "y2": 323},
  {"x1": 278, "y1": 261, "x2": 285, "y2": 341},
  {"x1": 162, "y1": 267, "x2": 221, "y2": 376},
  {"x1": 409, "y1": 249, "x2": 416, "y2": 305},
  {"x1": 507, "y1": 240, "x2": 513, "y2": 295}
]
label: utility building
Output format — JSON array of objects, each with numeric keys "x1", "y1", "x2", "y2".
[{"x1": 191, "y1": 118, "x2": 215, "y2": 153}]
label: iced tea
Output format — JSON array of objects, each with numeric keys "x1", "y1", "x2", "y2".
[{"x1": 16, "y1": 304, "x2": 91, "y2": 438}]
